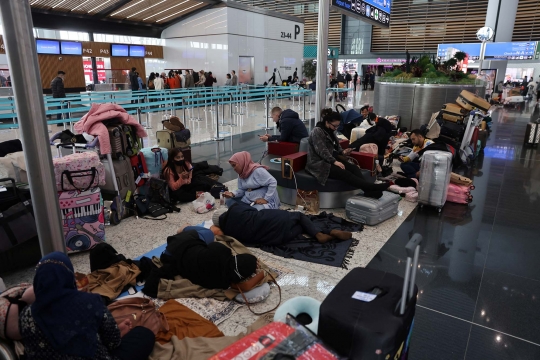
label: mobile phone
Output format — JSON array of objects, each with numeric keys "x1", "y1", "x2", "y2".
[{"x1": 188, "y1": 167, "x2": 194, "y2": 172}]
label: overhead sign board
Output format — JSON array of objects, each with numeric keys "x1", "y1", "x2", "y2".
[
  {"x1": 437, "y1": 43, "x2": 482, "y2": 61},
  {"x1": 331, "y1": 0, "x2": 391, "y2": 28},
  {"x1": 484, "y1": 41, "x2": 537, "y2": 60}
]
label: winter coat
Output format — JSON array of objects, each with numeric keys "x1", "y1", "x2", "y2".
[
  {"x1": 231, "y1": 74, "x2": 238, "y2": 86},
  {"x1": 154, "y1": 77, "x2": 164, "y2": 90},
  {"x1": 349, "y1": 118, "x2": 393, "y2": 155},
  {"x1": 185, "y1": 74, "x2": 194, "y2": 88},
  {"x1": 219, "y1": 203, "x2": 292, "y2": 246},
  {"x1": 305, "y1": 126, "x2": 343, "y2": 186},
  {"x1": 129, "y1": 71, "x2": 139, "y2": 91},
  {"x1": 50, "y1": 76, "x2": 65, "y2": 98},
  {"x1": 74, "y1": 103, "x2": 148, "y2": 155},
  {"x1": 268, "y1": 109, "x2": 309, "y2": 143},
  {"x1": 204, "y1": 75, "x2": 216, "y2": 87}
]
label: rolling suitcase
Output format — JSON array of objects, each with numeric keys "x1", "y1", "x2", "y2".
[
  {"x1": 418, "y1": 150, "x2": 453, "y2": 212},
  {"x1": 439, "y1": 121, "x2": 465, "y2": 141},
  {"x1": 130, "y1": 152, "x2": 148, "y2": 187},
  {"x1": 101, "y1": 157, "x2": 136, "y2": 200},
  {"x1": 58, "y1": 187, "x2": 105, "y2": 253},
  {"x1": 446, "y1": 183, "x2": 473, "y2": 204},
  {"x1": 345, "y1": 191, "x2": 401, "y2": 226},
  {"x1": 440, "y1": 103, "x2": 468, "y2": 123},
  {"x1": 156, "y1": 130, "x2": 176, "y2": 150},
  {"x1": 523, "y1": 122, "x2": 540, "y2": 147},
  {"x1": 456, "y1": 90, "x2": 491, "y2": 112},
  {"x1": 319, "y1": 234, "x2": 423, "y2": 360},
  {"x1": 141, "y1": 147, "x2": 168, "y2": 177},
  {"x1": 107, "y1": 124, "x2": 141, "y2": 159}
]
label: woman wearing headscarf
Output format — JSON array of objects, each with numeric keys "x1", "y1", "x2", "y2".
[
  {"x1": 305, "y1": 108, "x2": 390, "y2": 199},
  {"x1": 222, "y1": 151, "x2": 280, "y2": 210},
  {"x1": 143, "y1": 230, "x2": 258, "y2": 297},
  {"x1": 19, "y1": 252, "x2": 155, "y2": 360},
  {"x1": 348, "y1": 116, "x2": 393, "y2": 156},
  {"x1": 163, "y1": 148, "x2": 217, "y2": 203}
]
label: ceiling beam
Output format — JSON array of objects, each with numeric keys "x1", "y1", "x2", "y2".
[{"x1": 93, "y1": 0, "x2": 133, "y2": 18}]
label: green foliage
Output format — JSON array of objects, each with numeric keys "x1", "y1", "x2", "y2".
[
  {"x1": 425, "y1": 64, "x2": 436, "y2": 73},
  {"x1": 417, "y1": 56, "x2": 431, "y2": 70},
  {"x1": 453, "y1": 51, "x2": 467, "y2": 62},
  {"x1": 444, "y1": 58, "x2": 458, "y2": 69},
  {"x1": 303, "y1": 60, "x2": 316, "y2": 80},
  {"x1": 424, "y1": 72, "x2": 438, "y2": 78}
]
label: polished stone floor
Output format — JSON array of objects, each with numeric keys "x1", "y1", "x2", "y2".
[{"x1": 369, "y1": 103, "x2": 540, "y2": 359}]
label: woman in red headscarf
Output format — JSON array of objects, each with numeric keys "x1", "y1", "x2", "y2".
[{"x1": 222, "y1": 151, "x2": 281, "y2": 210}]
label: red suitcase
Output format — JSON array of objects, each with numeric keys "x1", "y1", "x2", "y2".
[{"x1": 130, "y1": 152, "x2": 148, "y2": 187}]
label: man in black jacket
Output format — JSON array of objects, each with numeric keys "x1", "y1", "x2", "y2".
[
  {"x1": 129, "y1": 67, "x2": 139, "y2": 104},
  {"x1": 50, "y1": 70, "x2": 66, "y2": 121},
  {"x1": 259, "y1": 107, "x2": 308, "y2": 143},
  {"x1": 215, "y1": 203, "x2": 352, "y2": 245}
]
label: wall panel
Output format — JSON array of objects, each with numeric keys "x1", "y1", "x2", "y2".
[
  {"x1": 110, "y1": 57, "x2": 146, "y2": 85},
  {"x1": 38, "y1": 54, "x2": 85, "y2": 90}
]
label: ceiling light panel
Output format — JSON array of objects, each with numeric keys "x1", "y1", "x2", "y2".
[{"x1": 156, "y1": 2, "x2": 203, "y2": 22}]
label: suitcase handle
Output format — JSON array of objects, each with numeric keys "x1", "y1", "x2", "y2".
[
  {"x1": 61, "y1": 168, "x2": 97, "y2": 192},
  {"x1": 396, "y1": 233, "x2": 423, "y2": 316}
]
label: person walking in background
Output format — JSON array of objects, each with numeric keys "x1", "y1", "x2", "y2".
[
  {"x1": 353, "y1": 71, "x2": 359, "y2": 92},
  {"x1": 204, "y1": 71, "x2": 217, "y2": 87},
  {"x1": 154, "y1": 73, "x2": 164, "y2": 90},
  {"x1": 195, "y1": 70, "x2": 205, "y2": 87},
  {"x1": 225, "y1": 74, "x2": 233, "y2": 86},
  {"x1": 370, "y1": 71, "x2": 375, "y2": 90},
  {"x1": 363, "y1": 72, "x2": 369, "y2": 90},
  {"x1": 293, "y1": 67, "x2": 298, "y2": 79},
  {"x1": 129, "y1": 67, "x2": 139, "y2": 103},
  {"x1": 192, "y1": 70, "x2": 199, "y2": 85},
  {"x1": 184, "y1": 70, "x2": 193, "y2": 88},
  {"x1": 345, "y1": 71, "x2": 352, "y2": 89},
  {"x1": 231, "y1": 70, "x2": 238, "y2": 86},
  {"x1": 51, "y1": 70, "x2": 66, "y2": 123},
  {"x1": 268, "y1": 69, "x2": 277, "y2": 85}
]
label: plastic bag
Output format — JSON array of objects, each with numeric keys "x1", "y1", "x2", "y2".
[{"x1": 192, "y1": 192, "x2": 215, "y2": 214}]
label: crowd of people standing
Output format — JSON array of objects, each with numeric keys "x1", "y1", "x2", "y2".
[{"x1": 128, "y1": 68, "x2": 240, "y2": 91}]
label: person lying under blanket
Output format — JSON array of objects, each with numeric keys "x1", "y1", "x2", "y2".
[
  {"x1": 207, "y1": 203, "x2": 353, "y2": 246},
  {"x1": 143, "y1": 230, "x2": 259, "y2": 297}
]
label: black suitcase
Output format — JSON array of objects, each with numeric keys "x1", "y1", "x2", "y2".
[
  {"x1": 440, "y1": 120, "x2": 465, "y2": 142},
  {"x1": 318, "y1": 234, "x2": 422, "y2": 360}
]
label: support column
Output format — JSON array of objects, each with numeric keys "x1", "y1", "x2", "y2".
[
  {"x1": 484, "y1": 0, "x2": 519, "y2": 42},
  {"x1": 315, "y1": 0, "x2": 330, "y2": 124},
  {"x1": 89, "y1": 33, "x2": 100, "y2": 85},
  {"x1": 0, "y1": 1, "x2": 65, "y2": 254}
]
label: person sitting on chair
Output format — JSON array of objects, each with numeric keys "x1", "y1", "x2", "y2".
[
  {"x1": 222, "y1": 151, "x2": 281, "y2": 210},
  {"x1": 259, "y1": 107, "x2": 308, "y2": 143},
  {"x1": 305, "y1": 109, "x2": 390, "y2": 199},
  {"x1": 348, "y1": 117, "x2": 393, "y2": 156},
  {"x1": 399, "y1": 129, "x2": 434, "y2": 179},
  {"x1": 210, "y1": 204, "x2": 352, "y2": 245}
]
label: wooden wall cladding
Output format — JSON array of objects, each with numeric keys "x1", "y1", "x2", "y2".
[
  {"x1": 512, "y1": 0, "x2": 540, "y2": 41},
  {"x1": 371, "y1": 0, "x2": 489, "y2": 53},
  {"x1": 38, "y1": 54, "x2": 85, "y2": 89},
  {"x1": 145, "y1": 45, "x2": 164, "y2": 59},
  {"x1": 110, "y1": 57, "x2": 146, "y2": 85},
  {"x1": 82, "y1": 41, "x2": 111, "y2": 57}
]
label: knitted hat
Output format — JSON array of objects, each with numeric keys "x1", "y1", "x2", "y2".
[{"x1": 212, "y1": 208, "x2": 228, "y2": 226}]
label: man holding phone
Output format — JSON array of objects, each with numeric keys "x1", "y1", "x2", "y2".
[
  {"x1": 259, "y1": 107, "x2": 308, "y2": 144},
  {"x1": 399, "y1": 130, "x2": 434, "y2": 178}
]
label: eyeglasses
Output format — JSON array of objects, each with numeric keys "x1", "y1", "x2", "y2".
[{"x1": 328, "y1": 123, "x2": 339, "y2": 129}]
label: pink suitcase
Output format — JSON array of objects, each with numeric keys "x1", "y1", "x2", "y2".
[
  {"x1": 58, "y1": 187, "x2": 105, "y2": 253},
  {"x1": 446, "y1": 183, "x2": 473, "y2": 204},
  {"x1": 53, "y1": 152, "x2": 106, "y2": 192}
]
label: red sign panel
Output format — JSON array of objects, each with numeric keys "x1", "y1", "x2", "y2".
[{"x1": 83, "y1": 60, "x2": 106, "y2": 82}]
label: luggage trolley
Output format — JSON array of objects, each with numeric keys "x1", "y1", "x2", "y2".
[
  {"x1": 50, "y1": 133, "x2": 123, "y2": 224},
  {"x1": 459, "y1": 110, "x2": 488, "y2": 165}
]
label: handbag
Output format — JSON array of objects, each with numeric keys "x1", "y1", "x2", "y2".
[
  {"x1": 147, "y1": 177, "x2": 171, "y2": 204},
  {"x1": 296, "y1": 189, "x2": 319, "y2": 213},
  {"x1": 231, "y1": 269, "x2": 282, "y2": 316},
  {"x1": 107, "y1": 297, "x2": 169, "y2": 335},
  {"x1": 133, "y1": 195, "x2": 168, "y2": 220},
  {"x1": 0, "y1": 178, "x2": 38, "y2": 252}
]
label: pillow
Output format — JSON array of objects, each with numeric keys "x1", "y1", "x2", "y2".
[
  {"x1": 6, "y1": 152, "x2": 28, "y2": 183},
  {"x1": 234, "y1": 283, "x2": 270, "y2": 304},
  {"x1": 0, "y1": 157, "x2": 17, "y2": 183}
]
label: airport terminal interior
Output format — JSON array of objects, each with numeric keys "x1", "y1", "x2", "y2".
[{"x1": 1, "y1": 0, "x2": 540, "y2": 359}]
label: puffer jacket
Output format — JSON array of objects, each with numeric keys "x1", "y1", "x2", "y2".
[
  {"x1": 269, "y1": 109, "x2": 309, "y2": 143},
  {"x1": 305, "y1": 125, "x2": 343, "y2": 186},
  {"x1": 50, "y1": 76, "x2": 65, "y2": 98}
]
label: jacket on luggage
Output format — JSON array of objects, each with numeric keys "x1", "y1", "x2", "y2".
[
  {"x1": 50, "y1": 76, "x2": 65, "y2": 98},
  {"x1": 350, "y1": 118, "x2": 393, "y2": 155},
  {"x1": 74, "y1": 103, "x2": 148, "y2": 155},
  {"x1": 219, "y1": 203, "x2": 292, "y2": 246},
  {"x1": 305, "y1": 125, "x2": 344, "y2": 186},
  {"x1": 268, "y1": 110, "x2": 309, "y2": 143}
]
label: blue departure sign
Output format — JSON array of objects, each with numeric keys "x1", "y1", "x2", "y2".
[
  {"x1": 331, "y1": 0, "x2": 391, "y2": 28},
  {"x1": 484, "y1": 42, "x2": 537, "y2": 60},
  {"x1": 437, "y1": 43, "x2": 482, "y2": 61}
]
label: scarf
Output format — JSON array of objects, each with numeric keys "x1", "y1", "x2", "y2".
[
  {"x1": 31, "y1": 252, "x2": 105, "y2": 358},
  {"x1": 316, "y1": 122, "x2": 341, "y2": 152},
  {"x1": 229, "y1": 151, "x2": 269, "y2": 179}
]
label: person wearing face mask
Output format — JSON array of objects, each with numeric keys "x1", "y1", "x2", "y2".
[
  {"x1": 163, "y1": 148, "x2": 218, "y2": 203},
  {"x1": 305, "y1": 108, "x2": 391, "y2": 199},
  {"x1": 222, "y1": 151, "x2": 280, "y2": 210}
]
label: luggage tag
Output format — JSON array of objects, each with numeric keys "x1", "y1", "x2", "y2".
[
  {"x1": 126, "y1": 190, "x2": 132, "y2": 203},
  {"x1": 352, "y1": 287, "x2": 386, "y2": 302},
  {"x1": 135, "y1": 176, "x2": 142, "y2": 185}
]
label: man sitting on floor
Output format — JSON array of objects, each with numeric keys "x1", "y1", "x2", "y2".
[
  {"x1": 194, "y1": 203, "x2": 353, "y2": 245},
  {"x1": 259, "y1": 107, "x2": 308, "y2": 144},
  {"x1": 399, "y1": 129, "x2": 434, "y2": 178}
]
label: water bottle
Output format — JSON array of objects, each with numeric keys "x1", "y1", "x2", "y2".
[
  {"x1": 219, "y1": 190, "x2": 225, "y2": 207},
  {"x1": 375, "y1": 159, "x2": 381, "y2": 176}
]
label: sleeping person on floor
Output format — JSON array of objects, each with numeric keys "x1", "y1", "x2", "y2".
[
  {"x1": 204, "y1": 203, "x2": 352, "y2": 245},
  {"x1": 142, "y1": 230, "x2": 260, "y2": 298}
]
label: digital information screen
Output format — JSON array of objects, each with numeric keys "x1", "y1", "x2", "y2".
[
  {"x1": 36, "y1": 40, "x2": 60, "y2": 55},
  {"x1": 111, "y1": 44, "x2": 129, "y2": 57},
  {"x1": 331, "y1": 0, "x2": 391, "y2": 28},
  {"x1": 129, "y1": 45, "x2": 145, "y2": 57},
  {"x1": 61, "y1": 41, "x2": 82, "y2": 55},
  {"x1": 437, "y1": 43, "x2": 482, "y2": 61},
  {"x1": 484, "y1": 42, "x2": 537, "y2": 60}
]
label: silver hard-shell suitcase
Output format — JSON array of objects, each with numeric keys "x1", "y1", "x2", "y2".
[
  {"x1": 418, "y1": 150, "x2": 453, "y2": 212},
  {"x1": 345, "y1": 191, "x2": 401, "y2": 226}
]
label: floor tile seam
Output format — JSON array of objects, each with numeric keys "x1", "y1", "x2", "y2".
[
  {"x1": 481, "y1": 265, "x2": 540, "y2": 284},
  {"x1": 417, "y1": 305, "x2": 540, "y2": 348}
]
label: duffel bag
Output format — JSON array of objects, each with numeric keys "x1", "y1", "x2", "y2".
[{"x1": 53, "y1": 152, "x2": 105, "y2": 192}]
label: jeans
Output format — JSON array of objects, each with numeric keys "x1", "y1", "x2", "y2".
[
  {"x1": 400, "y1": 162, "x2": 421, "y2": 178},
  {"x1": 111, "y1": 326, "x2": 155, "y2": 360},
  {"x1": 225, "y1": 197, "x2": 266, "y2": 211},
  {"x1": 288, "y1": 212, "x2": 324, "y2": 239},
  {"x1": 328, "y1": 160, "x2": 389, "y2": 197}
]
